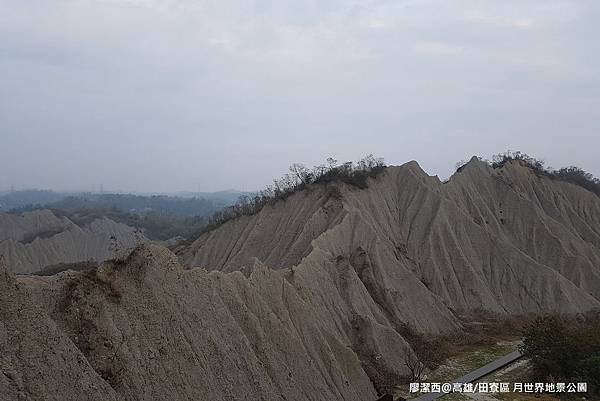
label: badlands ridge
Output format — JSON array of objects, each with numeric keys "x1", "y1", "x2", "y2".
[
  {"x1": 1, "y1": 157, "x2": 599, "y2": 401},
  {"x1": 0, "y1": 210, "x2": 145, "y2": 274}
]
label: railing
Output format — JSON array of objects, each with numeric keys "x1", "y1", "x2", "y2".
[{"x1": 376, "y1": 350, "x2": 523, "y2": 401}]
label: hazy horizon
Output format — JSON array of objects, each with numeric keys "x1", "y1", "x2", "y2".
[
  {"x1": 0, "y1": 186, "x2": 245, "y2": 195},
  {"x1": 1, "y1": 152, "x2": 598, "y2": 195},
  {"x1": 2, "y1": 0, "x2": 599, "y2": 192}
]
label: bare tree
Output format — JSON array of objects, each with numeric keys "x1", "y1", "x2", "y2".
[
  {"x1": 312, "y1": 164, "x2": 326, "y2": 177},
  {"x1": 404, "y1": 352, "x2": 426, "y2": 382},
  {"x1": 289, "y1": 163, "x2": 312, "y2": 185},
  {"x1": 326, "y1": 157, "x2": 338, "y2": 170}
]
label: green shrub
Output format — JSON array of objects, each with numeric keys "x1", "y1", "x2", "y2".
[{"x1": 520, "y1": 315, "x2": 600, "y2": 394}]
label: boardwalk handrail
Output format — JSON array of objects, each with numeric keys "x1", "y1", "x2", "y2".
[{"x1": 410, "y1": 350, "x2": 523, "y2": 401}]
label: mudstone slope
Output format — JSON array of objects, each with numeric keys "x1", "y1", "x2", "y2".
[
  {"x1": 1, "y1": 158, "x2": 599, "y2": 401},
  {"x1": 0, "y1": 210, "x2": 146, "y2": 274}
]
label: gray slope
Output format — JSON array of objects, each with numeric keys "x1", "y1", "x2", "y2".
[
  {"x1": 11, "y1": 245, "x2": 393, "y2": 401},
  {"x1": 183, "y1": 159, "x2": 600, "y2": 324},
  {"x1": 0, "y1": 257, "x2": 120, "y2": 401},
  {"x1": 2, "y1": 159, "x2": 600, "y2": 401},
  {"x1": 0, "y1": 210, "x2": 146, "y2": 274}
]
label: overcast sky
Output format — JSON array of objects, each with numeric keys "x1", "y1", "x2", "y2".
[{"x1": 1, "y1": 0, "x2": 598, "y2": 192}]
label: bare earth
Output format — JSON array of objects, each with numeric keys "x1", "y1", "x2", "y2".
[{"x1": 1, "y1": 158, "x2": 599, "y2": 400}]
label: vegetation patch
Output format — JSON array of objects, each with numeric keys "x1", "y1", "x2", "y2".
[
  {"x1": 456, "y1": 151, "x2": 600, "y2": 197},
  {"x1": 427, "y1": 342, "x2": 519, "y2": 383},
  {"x1": 13, "y1": 206, "x2": 210, "y2": 241},
  {"x1": 397, "y1": 311, "x2": 530, "y2": 383},
  {"x1": 204, "y1": 154, "x2": 386, "y2": 232},
  {"x1": 520, "y1": 312, "x2": 600, "y2": 395},
  {"x1": 10, "y1": 193, "x2": 226, "y2": 240}
]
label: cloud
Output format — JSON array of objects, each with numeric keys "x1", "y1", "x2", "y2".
[
  {"x1": 463, "y1": 12, "x2": 533, "y2": 29},
  {"x1": 413, "y1": 41, "x2": 464, "y2": 56},
  {"x1": 364, "y1": 16, "x2": 387, "y2": 29},
  {"x1": 0, "y1": 0, "x2": 598, "y2": 192}
]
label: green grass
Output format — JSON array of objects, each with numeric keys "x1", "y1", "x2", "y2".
[
  {"x1": 427, "y1": 342, "x2": 519, "y2": 383},
  {"x1": 401, "y1": 342, "x2": 520, "y2": 400}
]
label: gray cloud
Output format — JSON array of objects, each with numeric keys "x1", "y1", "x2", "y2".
[{"x1": 1, "y1": 0, "x2": 599, "y2": 192}]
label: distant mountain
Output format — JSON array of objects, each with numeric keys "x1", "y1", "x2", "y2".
[{"x1": 0, "y1": 189, "x2": 69, "y2": 211}]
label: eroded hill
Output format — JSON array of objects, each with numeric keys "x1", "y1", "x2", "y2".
[
  {"x1": 0, "y1": 209, "x2": 146, "y2": 273},
  {"x1": 183, "y1": 158, "x2": 600, "y2": 317},
  {"x1": 1, "y1": 157, "x2": 599, "y2": 401}
]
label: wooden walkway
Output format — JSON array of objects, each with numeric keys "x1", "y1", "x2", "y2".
[{"x1": 410, "y1": 350, "x2": 523, "y2": 401}]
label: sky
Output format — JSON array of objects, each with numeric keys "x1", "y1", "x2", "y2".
[{"x1": 1, "y1": 0, "x2": 599, "y2": 192}]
